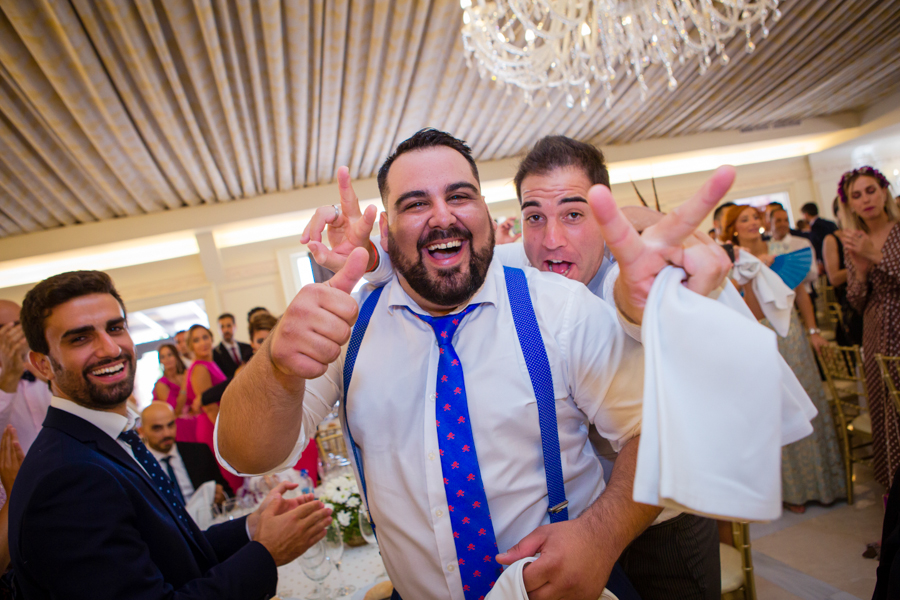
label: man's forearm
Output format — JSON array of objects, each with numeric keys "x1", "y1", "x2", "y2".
[
  {"x1": 218, "y1": 337, "x2": 307, "y2": 474},
  {"x1": 579, "y1": 436, "x2": 661, "y2": 560}
]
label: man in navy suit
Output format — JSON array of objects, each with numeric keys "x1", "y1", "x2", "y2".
[
  {"x1": 800, "y1": 201, "x2": 838, "y2": 266},
  {"x1": 213, "y1": 313, "x2": 253, "y2": 380},
  {"x1": 10, "y1": 270, "x2": 332, "y2": 600}
]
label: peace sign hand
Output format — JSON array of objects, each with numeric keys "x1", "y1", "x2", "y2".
[
  {"x1": 300, "y1": 166, "x2": 378, "y2": 272},
  {"x1": 589, "y1": 166, "x2": 736, "y2": 325}
]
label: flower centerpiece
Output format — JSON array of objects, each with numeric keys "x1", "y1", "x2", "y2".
[{"x1": 315, "y1": 473, "x2": 365, "y2": 546}]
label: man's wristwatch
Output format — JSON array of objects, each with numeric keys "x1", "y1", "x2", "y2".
[{"x1": 808, "y1": 327, "x2": 821, "y2": 336}]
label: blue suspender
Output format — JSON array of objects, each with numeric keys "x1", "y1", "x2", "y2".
[
  {"x1": 503, "y1": 266, "x2": 569, "y2": 522},
  {"x1": 341, "y1": 267, "x2": 569, "y2": 526}
]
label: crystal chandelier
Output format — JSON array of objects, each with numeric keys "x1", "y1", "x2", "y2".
[{"x1": 460, "y1": 0, "x2": 783, "y2": 110}]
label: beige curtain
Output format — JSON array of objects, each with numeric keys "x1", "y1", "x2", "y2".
[{"x1": 0, "y1": 0, "x2": 897, "y2": 237}]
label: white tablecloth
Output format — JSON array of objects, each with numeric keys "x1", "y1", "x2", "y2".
[{"x1": 276, "y1": 541, "x2": 387, "y2": 599}]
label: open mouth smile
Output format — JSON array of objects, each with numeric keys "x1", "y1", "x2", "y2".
[
  {"x1": 88, "y1": 360, "x2": 128, "y2": 381},
  {"x1": 423, "y1": 238, "x2": 467, "y2": 265},
  {"x1": 545, "y1": 259, "x2": 574, "y2": 277}
]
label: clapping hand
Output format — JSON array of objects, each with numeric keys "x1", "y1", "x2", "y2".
[
  {"x1": 590, "y1": 166, "x2": 736, "y2": 324},
  {"x1": 300, "y1": 166, "x2": 378, "y2": 272},
  {"x1": 837, "y1": 229, "x2": 879, "y2": 275},
  {"x1": 0, "y1": 323, "x2": 29, "y2": 393},
  {"x1": 0, "y1": 425, "x2": 24, "y2": 494},
  {"x1": 248, "y1": 480, "x2": 333, "y2": 567}
]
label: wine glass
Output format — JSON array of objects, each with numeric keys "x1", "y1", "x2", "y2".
[
  {"x1": 323, "y1": 521, "x2": 355, "y2": 597},
  {"x1": 280, "y1": 539, "x2": 327, "y2": 599},
  {"x1": 299, "y1": 548, "x2": 333, "y2": 600},
  {"x1": 358, "y1": 509, "x2": 388, "y2": 582}
]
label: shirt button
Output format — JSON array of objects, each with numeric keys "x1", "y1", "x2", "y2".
[
  {"x1": 435, "y1": 509, "x2": 443, "y2": 517},
  {"x1": 428, "y1": 453, "x2": 435, "y2": 461},
  {"x1": 430, "y1": 393, "x2": 437, "y2": 401},
  {"x1": 447, "y1": 563, "x2": 455, "y2": 572}
]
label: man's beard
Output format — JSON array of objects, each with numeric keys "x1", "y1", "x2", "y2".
[
  {"x1": 387, "y1": 224, "x2": 494, "y2": 308},
  {"x1": 49, "y1": 353, "x2": 135, "y2": 410}
]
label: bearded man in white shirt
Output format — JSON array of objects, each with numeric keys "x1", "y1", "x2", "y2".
[
  {"x1": 218, "y1": 129, "x2": 734, "y2": 600},
  {"x1": 303, "y1": 135, "x2": 724, "y2": 600}
]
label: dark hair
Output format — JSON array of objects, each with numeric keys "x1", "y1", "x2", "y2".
[
  {"x1": 157, "y1": 343, "x2": 185, "y2": 375},
  {"x1": 513, "y1": 136, "x2": 608, "y2": 203},
  {"x1": 249, "y1": 313, "x2": 278, "y2": 339},
  {"x1": 766, "y1": 201, "x2": 784, "y2": 209},
  {"x1": 217, "y1": 313, "x2": 235, "y2": 323},
  {"x1": 376, "y1": 128, "x2": 479, "y2": 201},
  {"x1": 713, "y1": 202, "x2": 736, "y2": 223},
  {"x1": 800, "y1": 202, "x2": 819, "y2": 217},
  {"x1": 247, "y1": 307, "x2": 268, "y2": 323},
  {"x1": 175, "y1": 330, "x2": 187, "y2": 337},
  {"x1": 21, "y1": 270, "x2": 126, "y2": 355}
]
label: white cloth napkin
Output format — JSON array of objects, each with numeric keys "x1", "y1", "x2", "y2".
[
  {"x1": 633, "y1": 266, "x2": 816, "y2": 522},
  {"x1": 730, "y1": 250, "x2": 795, "y2": 337},
  {"x1": 185, "y1": 480, "x2": 216, "y2": 530},
  {"x1": 484, "y1": 557, "x2": 618, "y2": 600}
]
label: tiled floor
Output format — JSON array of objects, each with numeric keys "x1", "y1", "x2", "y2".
[{"x1": 748, "y1": 462, "x2": 884, "y2": 600}]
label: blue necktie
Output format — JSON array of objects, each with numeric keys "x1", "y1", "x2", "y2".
[
  {"x1": 161, "y1": 456, "x2": 186, "y2": 505},
  {"x1": 409, "y1": 305, "x2": 502, "y2": 599},
  {"x1": 118, "y1": 429, "x2": 193, "y2": 535}
]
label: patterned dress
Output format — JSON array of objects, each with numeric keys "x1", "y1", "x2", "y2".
[
  {"x1": 846, "y1": 223, "x2": 900, "y2": 489},
  {"x1": 762, "y1": 311, "x2": 847, "y2": 504}
]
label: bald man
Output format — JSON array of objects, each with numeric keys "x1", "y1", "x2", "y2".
[
  {"x1": 0, "y1": 300, "x2": 51, "y2": 454},
  {"x1": 139, "y1": 402, "x2": 232, "y2": 505}
]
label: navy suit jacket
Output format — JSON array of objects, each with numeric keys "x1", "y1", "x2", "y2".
[
  {"x1": 808, "y1": 217, "x2": 838, "y2": 261},
  {"x1": 9, "y1": 407, "x2": 277, "y2": 600}
]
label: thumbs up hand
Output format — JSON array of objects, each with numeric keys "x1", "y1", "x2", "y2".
[{"x1": 268, "y1": 248, "x2": 370, "y2": 380}]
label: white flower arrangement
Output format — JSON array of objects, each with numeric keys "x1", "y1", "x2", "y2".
[{"x1": 315, "y1": 473, "x2": 363, "y2": 543}]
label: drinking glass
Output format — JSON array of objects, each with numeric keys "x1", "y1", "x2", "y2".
[
  {"x1": 299, "y1": 552, "x2": 333, "y2": 600},
  {"x1": 323, "y1": 522, "x2": 355, "y2": 597}
]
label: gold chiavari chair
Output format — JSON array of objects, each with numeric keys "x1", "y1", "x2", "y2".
[
  {"x1": 720, "y1": 521, "x2": 757, "y2": 600},
  {"x1": 315, "y1": 420, "x2": 349, "y2": 467},
  {"x1": 876, "y1": 354, "x2": 900, "y2": 420},
  {"x1": 815, "y1": 344, "x2": 872, "y2": 504}
]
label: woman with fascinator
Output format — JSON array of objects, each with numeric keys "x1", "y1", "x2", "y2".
[
  {"x1": 720, "y1": 205, "x2": 846, "y2": 513},
  {"x1": 838, "y1": 166, "x2": 900, "y2": 491}
]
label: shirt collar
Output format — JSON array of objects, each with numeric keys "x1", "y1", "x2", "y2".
[
  {"x1": 383, "y1": 254, "x2": 503, "y2": 316},
  {"x1": 50, "y1": 396, "x2": 139, "y2": 440}
]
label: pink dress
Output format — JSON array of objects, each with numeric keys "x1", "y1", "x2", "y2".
[
  {"x1": 153, "y1": 376, "x2": 196, "y2": 443},
  {"x1": 186, "y1": 360, "x2": 243, "y2": 492}
]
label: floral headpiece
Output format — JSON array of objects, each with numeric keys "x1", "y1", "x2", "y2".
[{"x1": 837, "y1": 166, "x2": 890, "y2": 203}]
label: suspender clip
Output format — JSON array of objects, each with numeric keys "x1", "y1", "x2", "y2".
[{"x1": 548, "y1": 501, "x2": 568, "y2": 514}]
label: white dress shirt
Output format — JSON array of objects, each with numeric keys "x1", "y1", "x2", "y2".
[
  {"x1": 217, "y1": 257, "x2": 644, "y2": 600},
  {"x1": 0, "y1": 371, "x2": 53, "y2": 453},
  {"x1": 149, "y1": 444, "x2": 196, "y2": 503}
]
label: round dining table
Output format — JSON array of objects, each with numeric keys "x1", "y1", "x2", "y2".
[{"x1": 275, "y1": 540, "x2": 388, "y2": 600}]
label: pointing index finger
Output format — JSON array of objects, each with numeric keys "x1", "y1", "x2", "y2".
[
  {"x1": 337, "y1": 166, "x2": 362, "y2": 219},
  {"x1": 653, "y1": 166, "x2": 735, "y2": 246}
]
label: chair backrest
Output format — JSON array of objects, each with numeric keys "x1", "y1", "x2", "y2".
[
  {"x1": 876, "y1": 355, "x2": 900, "y2": 417},
  {"x1": 315, "y1": 421, "x2": 348, "y2": 462},
  {"x1": 732, "y1": 521, "x2": 757, "y2": 600},
  {"x1": 817, "y1": 344, "x2": 866, "y2": 396},
  {"x1": 825, "y1": 302, "x2": 845, "y2": 332}
]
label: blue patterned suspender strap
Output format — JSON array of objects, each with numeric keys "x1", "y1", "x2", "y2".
[
  {"x1": 503, "y1": 266, "x2": 569, "y2": 522},
  {"x1": 341, "y1": 268, "x2": 569, "y2": 526}
]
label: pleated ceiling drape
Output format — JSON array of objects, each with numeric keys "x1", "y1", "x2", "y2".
[{"x1": 0, "y1": 0, "x2": 898, "y2": 238}]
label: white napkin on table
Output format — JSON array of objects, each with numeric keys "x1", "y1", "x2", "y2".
[
  {"x1": 484, "y1": 557, "x2": 618, "y2": 600},
  {"x1": 730, "y1": 250, "x2": 795, "y2": 337},
  {"x1": 185, "y1": 480, "x2": 216, "y2": 530},
  {"x1": 633, "y1": 266, "x2": 816, "y2": 522}
]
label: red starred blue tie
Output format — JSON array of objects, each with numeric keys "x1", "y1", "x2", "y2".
[{"x1": 408, "y1": 304, "x2": 502, "y2": 600}]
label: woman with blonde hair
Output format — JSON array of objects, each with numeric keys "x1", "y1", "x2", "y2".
[
  {"x1": 721, "y1": 205, "x2": 845, "y2": 512},
  {"x1": 838, "y1": 166, "x2": 900, "y2": 490}
]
